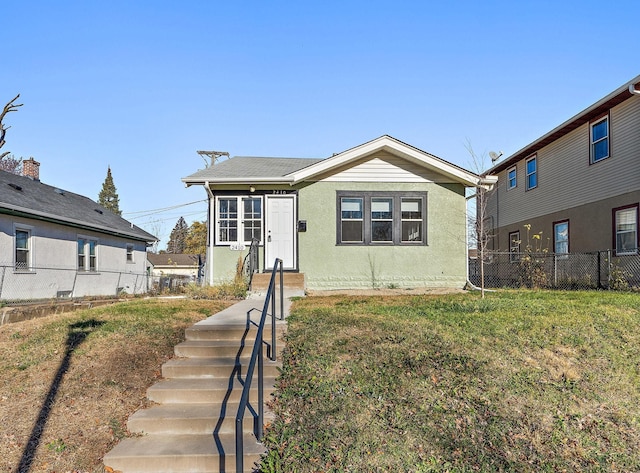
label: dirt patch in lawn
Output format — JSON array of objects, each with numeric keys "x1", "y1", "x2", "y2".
[{"x1": 0, "y1": 298, "x2": 234, "y2": 473}]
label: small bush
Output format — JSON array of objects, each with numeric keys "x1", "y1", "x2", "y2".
[{"x1": 184, "y1": 280, "x2": 247, "y2": 300}]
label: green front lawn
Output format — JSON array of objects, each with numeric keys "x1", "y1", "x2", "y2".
[{"x1": 260, "y1": 291, "x2": 640, "y2": 472}]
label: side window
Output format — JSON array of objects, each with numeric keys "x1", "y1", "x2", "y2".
[
  {"x1": 525, "y1": 156, "x2": 537, "y2": 190},
  {"x1": 553, "y1": 221, "x2": 569, "y2": 255},
  {"x1": 614, "y1": 205, "x2": 638, "y2": 255},
  {"x1": 509, "y1": 231, "x2": 521, "y2": 262},
  {"x1": 78, "y1": 237, "x2": 98, "y2": 272},
  {"x1": 590, "y1": 115, "x2": 609, "y2": 164},
  {"x1": 507, "y1": 166, "x2": 517, "y2": 190},
  {"x1": 15, "y1": 228, "x2": 31, "y2": 271},
  {"x1": 126, "y1": 243, "x2": 134, "y2": 263}
]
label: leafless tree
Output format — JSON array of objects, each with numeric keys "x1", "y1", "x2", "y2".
[
  {"x1": 0, "y1": 94, "x2": 23, "y2": 161},
  {"x1": 465, "y1": 140, "x2": 497, "y2": 298}
]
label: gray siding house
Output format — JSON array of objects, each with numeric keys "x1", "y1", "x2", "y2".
[
  {"x1": 0, "y1": 160, "x2": 156, "y2": 301},
  {"x1": 486, "y1": 74, "x2": 640, "y2": 257},
  {"x1": 183, "y1": 136, "x2": 496, "y2": 291}
]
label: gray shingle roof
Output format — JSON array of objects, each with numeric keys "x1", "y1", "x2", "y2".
[
  {"x1": 0, "y1": 170, "x2": 156, "y2": 242},
  {"x1": 147, "y1": 253, "x2": 202, "y2": 266},
  {"x1": 182, "y1": 156, "x2": 324, "y2": 182}
]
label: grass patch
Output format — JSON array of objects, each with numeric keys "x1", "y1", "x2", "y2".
[
  {"x1": 0, "y1": 297, "x2": 233, "y2": 473},
  {"x1": 261, "y1": 291, "x2": 640, "y2": 472}
]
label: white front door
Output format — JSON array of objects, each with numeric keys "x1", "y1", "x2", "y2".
[{"x1": 265, "y1": 195, "x2": 296, "y2": 270}]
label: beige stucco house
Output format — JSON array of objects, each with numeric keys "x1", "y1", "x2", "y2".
[
  {"x1": 182, "y1": 135, "x2": 496, "y2": 291},
  {"x1": 486, "y1": 74, "x2": 640, "y2": 257}
]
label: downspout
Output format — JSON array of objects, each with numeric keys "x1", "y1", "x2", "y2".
[
  {"x1": 204, "y1": 181, "x2": 215, "y2": 286},
  {"x1": 629, "y1": 84, "x2": 640, "y2": 95}
]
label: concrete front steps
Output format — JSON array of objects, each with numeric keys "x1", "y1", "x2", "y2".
[
  {"x1": 103, "y1": 318, "x2": 285, "y2": 473},
  {"x1": 249, "y1": 272, "x2": 305, "y2": 293}
]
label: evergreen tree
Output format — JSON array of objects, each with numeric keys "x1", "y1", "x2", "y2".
[
  {"x1": 98, "y1": 166, "x2": 121, "y2": 216},
  {"x1": 184, "y1": 220, "x2": 207, "y2": 255},
  {"x1": 167, "y1": 217, "x2": 189, "y2": 253}
]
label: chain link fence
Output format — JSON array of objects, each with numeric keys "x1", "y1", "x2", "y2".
[
  {"x1": 148, "y1": 274, "x2": 200, "y2": 294},
  {"x1": 0, "y1": 265, "x2": 150, "y2": 305},
  {"x1": 469, "y1": 251, "x2": 640, "y2": 290}
]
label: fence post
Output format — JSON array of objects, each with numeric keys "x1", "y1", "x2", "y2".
[
  {"x1": 606, "y1": 250, "x2": 612, "y2": 289},
  {"x1": 597, "y1": 251, "x2": 602, "y2": 289},
  {"x1": 0, "y1": 266, "x2": 5, "y2": 299}
]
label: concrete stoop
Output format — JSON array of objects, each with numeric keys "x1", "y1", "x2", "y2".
[
  {"x1": 103, "y1": 317, "x2": 285, "y2": 473},
  {"x1": 249, "y1": 272, "x2": 305, "y2": 294}
]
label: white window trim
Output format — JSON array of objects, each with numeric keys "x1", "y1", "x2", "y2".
[
  {"x1": 14, "y1": 224, "x2": 35, "y2": 272},
  {"x1": 553, "y1": 220, "x2": 569, "y2": 258},
  {"x1": 214, "y1": 195, "x2": 264, "y2": 246},
  {"x1": 525, "y1": 155, "x2": 537, "y2": 191},
  {"x1": 590, "y1": 115, "x2": 610, "y2": 164},
  {"x1": 614, "y1": 206, "x2": 638, "y2": 256},
  {"x1": 507, "y1": 166, "x2": 517, "y2": 190},
  {"x1": 77, "y1": 235, "x2": 99, "y2": 272}
]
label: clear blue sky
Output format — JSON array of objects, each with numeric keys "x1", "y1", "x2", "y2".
[{"x1": 3, "y1": 1, "x2": 637, "y2": 248}]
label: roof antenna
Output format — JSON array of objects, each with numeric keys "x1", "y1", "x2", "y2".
[{"x1": 197, "y1": 150, "x2": 229, "y2": 168}]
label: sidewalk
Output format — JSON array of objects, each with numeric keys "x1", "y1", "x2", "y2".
[{"x1": 191, "y1": 288, "x2": 303, "y2": 326}]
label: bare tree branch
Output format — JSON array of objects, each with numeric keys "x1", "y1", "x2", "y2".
[{"x1": 0, "y1": 94, "x2": 23, "y2": 151}]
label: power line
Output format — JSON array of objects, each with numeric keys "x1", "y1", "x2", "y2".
[{"x1": 124, "y1": 199, "x2": 207, "y2": 220}]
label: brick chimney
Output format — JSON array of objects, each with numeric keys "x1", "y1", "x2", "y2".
[{"x1": 23, "y1": 158, "x2": 40, "y2": 181}]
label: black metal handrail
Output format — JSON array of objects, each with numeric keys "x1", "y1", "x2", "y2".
[{"x1": 235, "y1": 258, "x2": 284, "y2": 472}]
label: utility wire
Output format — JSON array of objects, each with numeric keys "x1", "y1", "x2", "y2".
[{"x1": 124, "y1": 199, "x2": 207, "y2": 220}]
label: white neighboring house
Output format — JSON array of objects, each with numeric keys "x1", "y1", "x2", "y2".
[
  {"x1": 147, "y1": 253, "x2": 204, "y2": 281},
  {"x1": 0, "y1": 159, "x2": 157, "y2": 301}
]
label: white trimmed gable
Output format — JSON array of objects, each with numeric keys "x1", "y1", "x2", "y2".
[
  {"x1": 289, "y1": 135, "x2": 496, "y2": 188},
  {"x1": 314, "y1": 151, "x2": 451, "y2": 183}
]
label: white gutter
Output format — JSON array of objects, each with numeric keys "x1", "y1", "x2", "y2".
[
  {"x1": 630, "y1": 84, "x2": 640, "y2": 95},
  {"x1": 183, "y1": 176, "x2": 294, "y2": 188},
  {"x1": 204, "y1": 181, "x2": 215, "y2": 286}
]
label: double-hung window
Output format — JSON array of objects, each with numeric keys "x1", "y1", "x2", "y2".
[
  {"x1": 507, "y1": 167, "x2": 517, "y2": 190},
  {"x1": 525, "y1": 156, "x2": 537, "y2": 190},
  {"x1": 553, "y1": 220, "x2": 569, "y2": 256},
  {"x1": 215, "y1": 196, "x2": 263, "y2": 245},
  {"x1": 340, "y1": 197, "x2": 364, "y2": 243},
  {"x1": 15, "y1": 228, "x2": 31, "y2": 271},
  {"x1": 401, "y1": 197, "x2": 423, "y2": 242},
  {"x1": 78, "y1": 238, "x2": 98, "y2": 272},
  {"x1": 371, "y1": 198, "x2": 393, "y2": 242},
  {"x1": 590, "y1": 115, "x2": 609, "y2": 163},
  {"x1": 337, "y1": 191, "x2": 426, "y2": 245},
  {"x1": 614, "y1": 205, "x2": 638, "y2": 255},
  {"x1": 126, "y1": 243, "x2": 134, "y2": 263}
]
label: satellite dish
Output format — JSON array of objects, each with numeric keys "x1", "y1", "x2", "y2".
[{"x1": 489, "y1": 151, "x2": 503, "y2": 162}]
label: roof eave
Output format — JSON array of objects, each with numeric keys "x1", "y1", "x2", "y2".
[
  {"x1": 182, "y1": 176, "x2": 295, "y2": 187},
  {"x1": 0, "y1": 204, "x2": 157, "y2": 243},
  {"x1": 490, "y1": 74, "x2": 640, "y2": 174}
]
